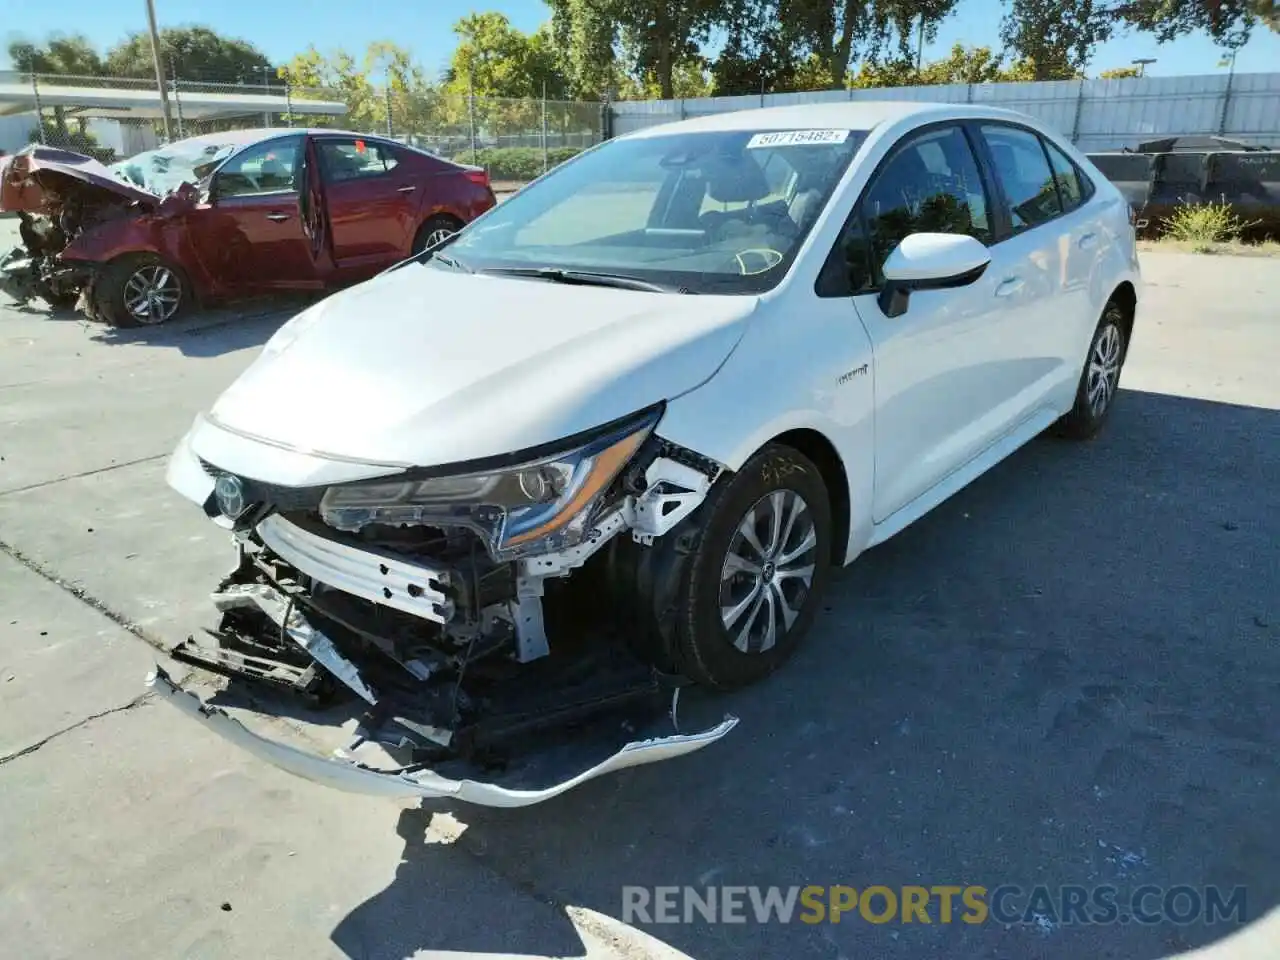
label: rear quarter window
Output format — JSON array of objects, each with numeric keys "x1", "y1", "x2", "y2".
[{"x1": 1043, "y1": 139, "x2": 1094, "y2": 212}]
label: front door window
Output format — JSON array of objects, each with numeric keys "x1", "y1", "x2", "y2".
[{"x1": 214, "y1": 136, "x2": 304, "y2": 199}]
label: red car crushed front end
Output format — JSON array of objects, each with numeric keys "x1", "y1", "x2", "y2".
[{"x1": 1, "y1": 133, "x2": 496, "y2": 327}]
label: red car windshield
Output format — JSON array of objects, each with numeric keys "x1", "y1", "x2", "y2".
[{"x1": 111, "y1": 140, "x2": 239, "y2": 196}]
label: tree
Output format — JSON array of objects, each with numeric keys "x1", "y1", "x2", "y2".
[
  {"x1": 710, "y1": 0, "x2": 818, "y2": 94},
  {"x1": 708, "y1": 0, "x2": 962, "y2": 94},
  {"x1": 445, "y1": 13, "x2": 567, "y2": 99},
  {"x1": 1000, "y1": 0, "x2": 1110, "y2": 80},
  {"x1": 546, "y1": 0, "x2": 624, "y2": 98},
  {"x1": 104, "y1": 26, "x2": 270, "y2": 84},
  {"x1": 8, "y1": 34, "x2": 104, "y2": 76},
  {"x1": 617, "y1": 57, "x2": 714, "y2": 98},
  {"x1": 918, "y1": 44, "x2": 1016, "y2": 83},
  {"x1": 1108, "y1": 0, "x2": 1267, "y2": 44},
  {"x1": 548, "y1": 0, "x2": 721, "y2": 99},
  {"x1": 1251, "y1": 0, "x2": 1279, "y2": 29},
  {"x1": 1099, "y1": 65, "x2": 1142, "y2": 78},
  {"x1": 440, "y1": 15, "x2": 574, "y2": 140},
  {"x1": 278, "y1": 46, "x2": 380, "y2": 129},
  {"x1": 8, "y1": 35, "x2": 105, "y2": 143},
  {"x1": 848, "y1": 44, "x2": 1040, "y2": 88},
  {"x1": 366, "y1": 41, "x2": 439, "y2": 134}
]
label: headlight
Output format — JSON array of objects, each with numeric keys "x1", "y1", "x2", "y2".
[{"x1": 319, "y1": 407, "x2": 661, "y2": 559}]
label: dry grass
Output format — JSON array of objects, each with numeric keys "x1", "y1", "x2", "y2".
[{"x1": 1139, "y1": 238, "x2": 1280, "y2": 257}]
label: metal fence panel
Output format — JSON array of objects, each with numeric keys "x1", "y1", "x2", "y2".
[{"x1": 608, "y1": 73, "x2": 1280, "y2": 152}]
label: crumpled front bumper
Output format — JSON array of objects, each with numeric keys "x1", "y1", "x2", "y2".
[{"x1": 146, "y1": 666, "x2": 738, "y2": 808}]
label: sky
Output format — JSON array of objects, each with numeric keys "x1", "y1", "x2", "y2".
[{"x1": 4, "y1": 0, "x2": 1279, "y2": 80}]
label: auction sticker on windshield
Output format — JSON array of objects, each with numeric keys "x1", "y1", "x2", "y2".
[{"x1": 746, "y1": 130, "x2": 851, "y2": 148}]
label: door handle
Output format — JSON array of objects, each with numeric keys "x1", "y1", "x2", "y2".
[
  {"x1": 397, "y1": 185, "x2": 417, "y2": 193},
  {"x1": 1078, "y1": 232, "x2": 1098, "y2": 249},
  {"x1": 265, "y1": 212, "x2": 290, "y2": 222},
  {"x1": 995, "y1": 277, "x2": 1024, "y2": 297}
]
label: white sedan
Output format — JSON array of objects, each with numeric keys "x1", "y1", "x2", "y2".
[{"x1": 158, "y1": 99, "x2": 1140, "y2": 806}]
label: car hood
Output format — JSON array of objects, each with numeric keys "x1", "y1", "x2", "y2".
[
  {"x1": 0, "y1": 145, "x2": 159, "y2": 214},
  {"x1": 204, "y1": 263, "x2": 756, "y2": 469}
]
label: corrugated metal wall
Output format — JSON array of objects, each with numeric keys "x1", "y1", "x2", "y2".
[{"x1": 611, "y1": 72, "x2": 1280, "y2": 152}]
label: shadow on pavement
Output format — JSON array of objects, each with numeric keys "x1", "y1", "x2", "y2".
[
  {"x1": 85, "y1": 295, "x2": 315, "y2": 357},
  {"x1": 331, "y1": 388, "x2": 1280, "y2": 960}
]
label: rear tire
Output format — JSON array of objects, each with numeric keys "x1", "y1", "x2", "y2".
[
  {"x1": 412, "y1": 215, "x2": 463, "y2": 255},
  {"x1": 1053, "y1": 301, "x2": 1129, "y2": 440},
  {"x1": 93, "y1": 253, "x2": 190, "y2": 328},
  {"x1": 662, "y1": 444, "x2": 833, "y2": 690}
]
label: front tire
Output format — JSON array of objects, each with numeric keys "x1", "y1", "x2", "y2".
[
  {"x1": 1054, "y1": 301, "x2": 1129, "y2": 440},
  {"x1": 93, "y1": 253, "x2": 189, "y2": 328},
  {"x1": 670, "y1": 444, "x2": 833, "y2": 690}
]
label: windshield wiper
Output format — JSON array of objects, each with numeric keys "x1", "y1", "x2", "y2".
[
  {"x1": 422, "y1": 250, "x2": 472, "y2": 272},
  {"x1": 480, "y1": 266, "x2": 687, "y2": 294}
]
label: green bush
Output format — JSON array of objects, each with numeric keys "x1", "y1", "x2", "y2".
[
  {"x1": 451, "y1": 146, "x2": 584, "y2": 181},
  {"x1": 1161, "y1": 199, "x2": 1260, "y2": 244}
]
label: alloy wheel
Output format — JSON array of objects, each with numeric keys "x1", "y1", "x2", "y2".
[
  {"x1": 719, "y1": 489, "x2": 818, "y2": 654},
  {"x1": 123, "y1": 265, "x2": 182, "y2": 324},
  {"x1": 1086, "y1": 322, "x2": 1123, "y2": 418},
  {"x1": 425, "y1": 227, "x2": 455, "y2": 248}
]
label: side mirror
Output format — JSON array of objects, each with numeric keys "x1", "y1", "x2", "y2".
[{"x1": 877, "y1": 233, "x2": 991, "y2": 319}]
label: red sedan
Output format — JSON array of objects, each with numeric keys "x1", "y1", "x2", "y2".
[{"x1": 0, "y1": 129, "x2": 496, "y2": 326}]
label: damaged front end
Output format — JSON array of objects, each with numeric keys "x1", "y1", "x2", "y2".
[
  {"x1": 0, "y1": 146, "x2": 155, "y2": 309},
  {"x1": 160, "y1": 406, "x2": 738, "y2": 806},
  {"x1": 0, "y1": 210, "x2": 98, "y2": 310}
]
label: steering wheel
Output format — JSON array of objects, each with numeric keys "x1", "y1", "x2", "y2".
[{"x1": 734, "y1": 248, "x2": 784, "y2": 275}]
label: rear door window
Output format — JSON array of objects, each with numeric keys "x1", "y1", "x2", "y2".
[
  {"x1": 317, "y1": 138, "x2": 400, "y2": 183},
  {"x1": 979, "y1": 124, "x2": 1063, "y2": 233}
]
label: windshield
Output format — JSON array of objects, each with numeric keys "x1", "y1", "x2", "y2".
[
  {"x1": 110, "y1": 140, "x2": 238, "y2": 196},
  {"x1": 443, "y1": 127, "x2": 868, "y2": 294}
]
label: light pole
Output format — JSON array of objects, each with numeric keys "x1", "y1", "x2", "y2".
[
  {"x1": 1216, "y1": 48, "x2": 1239, "y2": 135},
  {"x1": 1131, "y1": 58, "x2": 1156, "y2": 77},
  {"x1": 144, "y1": 0, "x2": 173, "y2": 140},
  {"x1": 916, "y1": 14, "x2": 926, "y2": 74},
  {"x1": 254, "y1": 65, "x2": 272, "y2": 126}
]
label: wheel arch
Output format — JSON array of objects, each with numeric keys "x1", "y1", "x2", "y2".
[
  {"x1": 415, "y1": 210, "x2": 465, "y2": 235},
  {"x1": 767, "y1": 427, "x2": 851, "y2": 567},
  {"x1": 88, "y1": 250, "x2": 193, "y2": 326},
  {"x1": 1109, "y1": 280, "x2": 1137, "y2": 344},
  {"x1": 97, "y1": 249, "x2": 193, "y2": 290},
  {"x1": 412, "y1": 211, "x2": 466, "y2": 254}
]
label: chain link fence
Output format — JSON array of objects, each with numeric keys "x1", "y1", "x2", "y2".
[{"x1": 3, "y1": 71, "x2": 605, "y2": 184}]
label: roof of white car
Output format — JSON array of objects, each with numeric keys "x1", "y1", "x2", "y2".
[{"x1": 624, "y1": 100, "x2": 1027, "y2": 138}]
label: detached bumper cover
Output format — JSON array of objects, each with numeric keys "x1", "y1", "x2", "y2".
[{"x1": 146, "y1": 666, "x2": 738, "y2": 808}]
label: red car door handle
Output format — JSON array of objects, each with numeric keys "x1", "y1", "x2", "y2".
[
  {"x1": 265, "y1": 212, "x2": 290, "y2": 222},
  {"x1": 397, "y1": 185, "x2": 416, "y2": 193}
]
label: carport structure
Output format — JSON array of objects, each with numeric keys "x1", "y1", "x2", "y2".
[{"x1": 0, "y1": 72, "x2": 347, "y2": 150}]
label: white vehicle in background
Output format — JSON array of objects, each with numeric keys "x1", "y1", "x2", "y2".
[{"x1": 156, "y1": 100, "x2": 1140, "y2": 807}]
